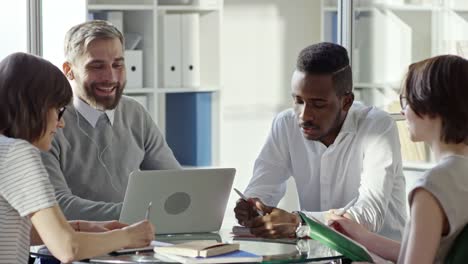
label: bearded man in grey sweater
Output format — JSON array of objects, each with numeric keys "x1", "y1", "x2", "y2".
[{"x1": 41, "y1": 20, "x2": 181, "y2": 221}]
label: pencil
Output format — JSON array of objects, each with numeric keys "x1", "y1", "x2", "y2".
[
  {"x1": 145, "y1": 201, "x2": 152, "y2": 220},
  {"x1": 335, "y1": 197, "x2": 358, "y2": 216}
]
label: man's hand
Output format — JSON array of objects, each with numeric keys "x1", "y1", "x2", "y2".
[
  {"x1": 234, "y1": 198, "x2": 262, "y2": 226},
  {"x1": 248, "y1": 200, "x2": 301, "y2": 238}
]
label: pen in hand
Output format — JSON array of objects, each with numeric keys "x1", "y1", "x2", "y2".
[
  {"x1": 145, "y1": 201, "x2": 152, "y2": 220},
  {"x1": 110, "y1": 201, "x2": 153, "y2": 256},
  {"x1": 334, "y1": 197, "x2": 358, "y2": 216},
  {"x1": 233, "y1": 188, "x2": 264, "y2": 216}
]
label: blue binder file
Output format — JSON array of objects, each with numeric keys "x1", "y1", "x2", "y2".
[
  {"x1": 332, "y1": 11, "x2": 338, "y2": 44},
  {"x1": 323, "y1": 11, "x2": 338, "y2": 44},
  {"x1": 166, "y1": 92, "x2": 212, "y2": 166}
]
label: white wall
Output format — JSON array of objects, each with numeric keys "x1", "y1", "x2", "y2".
[{"x1": 219, "y1": 0, "x2": 322, "y2": 228}]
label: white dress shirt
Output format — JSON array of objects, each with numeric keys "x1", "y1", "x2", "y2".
[
  {"x1": 73, "y1": 96, "x2": 115, "y2": 127},
  {"x1": 244, "y1": 102, "x2": 407, "y2": 240}
]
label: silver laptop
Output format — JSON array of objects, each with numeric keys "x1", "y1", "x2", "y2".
[{"x1": 119, "y1": 168, "x2": 236, "y2": 234}]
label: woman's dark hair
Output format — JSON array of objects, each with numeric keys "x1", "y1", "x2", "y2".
[
  {"x1": 0, "y1": 52, "x2": 73, "y2": 143},
  {"x1": 403, "y1": 55, "x2": 468, "y2": 144}
]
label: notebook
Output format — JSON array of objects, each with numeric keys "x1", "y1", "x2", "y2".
[
  {"x1": 119, "y1": 168, "x2": 236, "y2": 234},
  {"x1": 298, "y1": 212, "x2": 374, "y2": 262},
  {"x1": 153, "y1": 240, "x2": 239, "y2": 257},
  {"x1": 231, "y1": 226, "x2": 298, "y2": 244},
  {"x1": 155, "y1": 250, "x2": 262, "y2": 264},
  {"x1": 110, "y1": 240, "x2": 172, "y2": 255}
]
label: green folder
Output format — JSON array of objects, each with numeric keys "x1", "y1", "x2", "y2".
[{"x1": 298, "y1": 212, "x2": 374, "y2": 263}]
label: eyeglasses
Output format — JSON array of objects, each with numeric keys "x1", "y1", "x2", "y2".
[
  {"x1": 57, "y1": 107, "x2": 66, "y2": 121},
  {"x1": 399, "y1": 95, "x2": 408, "y2": 110}
]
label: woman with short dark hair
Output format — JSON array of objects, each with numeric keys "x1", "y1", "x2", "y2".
[
  {"x1": 327, "y1": 55, "x2": 468, "y2": 263},
  {"x1": 0, "y1": 52, "x2": 154, "y2": 263}
]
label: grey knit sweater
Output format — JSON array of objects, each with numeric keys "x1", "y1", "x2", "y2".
[{"x1": 41, "y1": 96, "x2": 181, "y2": 220}]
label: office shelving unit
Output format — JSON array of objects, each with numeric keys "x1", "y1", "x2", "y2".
[
  {"x1": 321, "y1": 0, "x2": 468, "y2": 164},
  {"x1": 322, "y1": 0, "x2": 468, "y2": 110},
  {"x1": 86, "y1": 0, "x2": 223, "y2": 165}
]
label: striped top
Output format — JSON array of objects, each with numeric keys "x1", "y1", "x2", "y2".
[{"x1": 0, "y1": 135, "x2": 57, "y2": 263}]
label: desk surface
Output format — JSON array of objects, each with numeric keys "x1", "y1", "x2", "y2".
[{"x1": 84, "y1": 229, "x2": 343, "y2": 263}]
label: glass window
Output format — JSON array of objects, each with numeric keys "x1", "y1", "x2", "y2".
[
  {"x1": 0, "y1": 1, "x2": 28, "y2": 60},
  {"x1": 350, "y1": 0, "x2": 468, "y2": 164},
  {"x1": 322, "y1": 0, "x2": 339, "y2": 44},
  {"x1": 41, "y1": 0, "x2": 86, "y2": 68}
]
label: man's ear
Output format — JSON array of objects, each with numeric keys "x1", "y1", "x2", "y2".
[
  {"x1": 342, "y1": 92, "x2": 354, "y2": 111},
  {"x1": 63, "y1": 62, "x2": 74, "y2": 80}
]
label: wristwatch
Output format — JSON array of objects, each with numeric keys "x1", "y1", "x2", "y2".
[
  {"x1": 292, "y1": 211, "x2": 309, "y2": 238},
  {"x1": 296, "y1": 223, "x2": 310, "y2": 239}
]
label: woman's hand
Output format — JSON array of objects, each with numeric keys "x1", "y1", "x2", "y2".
[
  {"x1": 71, "y1": 220, "x2": 129, "y2": 232},
  {"x1": 327, "y1": 213, "x2": 370, "y2": 242},
  {"x1": 122, "y1": 220, "x2": 155, "y2": 248},
  {"x1": 329, "y1": 213, "x2": 400, "y2": 263}
]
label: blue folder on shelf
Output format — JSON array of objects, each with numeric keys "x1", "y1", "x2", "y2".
[{"x1": 166, "y1": 92, "x2": 212, "y2": 166}]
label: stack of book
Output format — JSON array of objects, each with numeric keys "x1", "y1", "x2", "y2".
[{"x1": 153, "y1": 240, "x2": 262, "y2": 263}]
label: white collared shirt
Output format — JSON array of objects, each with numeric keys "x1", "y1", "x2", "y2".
[
  {"x1": 73, "y1": 96, "x2": 115, "y2": 127},
  {"x1": 244, "y1": 102, "x2": 407, "y2": 240}
]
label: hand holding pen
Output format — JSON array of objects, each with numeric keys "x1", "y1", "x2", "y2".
[
  {"x1": 118, "y1": 202, "x2": 155, "y2": 249},
  {"x1": 233, "y1": 188, "x2": 267, "y2": 227},
  {"x1": 327, "y1": 197, "x2": 369, "y2": 241},
  {"x1": 234, "y1": 188, "x2": 265, "y2": 216},
  {"x1": 333, "y1": 197, "x2": 358, "y2": 216},
  {"x1": 325, "y1": 197, "x2": 358, "y2": 229},
  {"x1": 111, "y1": 202, "x2": 154, "y2": 253}
]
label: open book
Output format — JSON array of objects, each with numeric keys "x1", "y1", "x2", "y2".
[
  {"x1": 231, "y1": 225, "x2": 254, "y2": 237},
  {"x1": 153, "y1": 240, "x2": 239, "y2": 258},
  {"x1": 298, "y1": 212, "x2": 374, "y2": 262}
]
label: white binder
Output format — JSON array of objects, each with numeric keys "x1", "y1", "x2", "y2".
[
  {"x1": 193, "y1": 0, "x2": 218, "y2": 7},
  {"x1": 163, "y1": 14, "x2": 182, "y2": 87},
  {"x1": 181, "y1": 13, "x2": 201, "y2": 87},
  {"x1": 124, "y1": 50, "x2": 143, "y2": 88}
]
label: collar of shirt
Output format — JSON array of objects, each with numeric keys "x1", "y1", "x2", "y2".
[
  {"x1": 73, "y1": 96, "x2": 115, "y2": 128},
  {"x1": 333, "y1": 102, "x2": 369, "y2": 145}
]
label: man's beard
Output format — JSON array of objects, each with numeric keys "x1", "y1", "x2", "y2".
[{"x1": 81, "y1": 81, "x2": 126, "y2": 110}]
